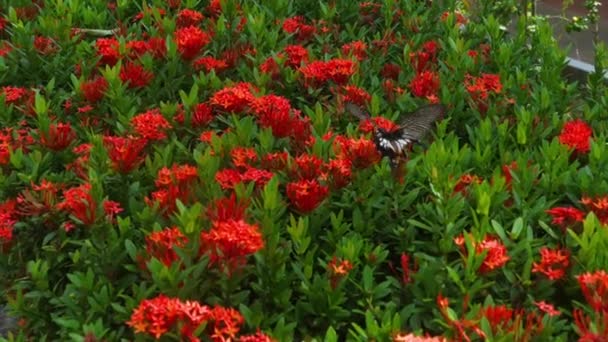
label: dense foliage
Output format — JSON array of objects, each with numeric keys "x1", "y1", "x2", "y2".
[{"x1": 1, "y1": 0, "x2": 608, "y2": 341}]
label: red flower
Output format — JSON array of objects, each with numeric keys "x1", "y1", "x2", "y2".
[
  {"x1": 342, "y1": 85, "x2": 371, "y2": 106},
  {"x1": 200, "y1": 219, "x2": 264, "y2": 274},
  {"x1": 577, "y1": 270, "x2": 608, "y2": 312},
  {"x1": 147, "y1": 37, "x2": 168, "y2": 59},
  {"x1": 534, "y1": 301, "x2": 561, "y2": 317},
  {"x1": 286, "y1": 179, "x2": 329, "y2": 213},
  {"x1": 146, "y1": 164, "x2": 199, "y2": 215},
  {"x1": 502, "y1": 161, "x2": 518, "y2": 190},
  {"x1": 454, "y1": 234, "x2": 510, "y2": 274},
  {"x1": 80, "y1": 76, "x2": 108, "y2": 103},
  {"x1": 241, "y1": 168, "x2": 274, "y2": 188},
  {"x1": 95, "y1": 37, "x2": 121, "y2": 66},
  {"x1": 291, "y1": 153, "x2": 324, "y2": 180},
  {"x1": 210, "y1": 82, "x2": 255, "y2": 113},
  {"x1": 131, "y1": 109, "x2": 172, "y2": 141},
  {"x1": 39, "y1": 122, "x2": 76, "y2": 151},
  {"x1": 145, "y1": 227, "x2": 188, "y2": 267},
  {"x1": 174, "y1": 25, "x2": 211, "y2": 60},
  {"x1": 341, "y1": 40, "x2": 367, "y2": 61},
  {"x1": 532, "y1": 247, "x2": 570, "y2": 280},
  {"x1": 193, "y1": 56, "x2": 229, "y2": 73},
  {"x1": 283, "y1": 44, "x2": 309, "y2": 68},
  {"x1": 482, "y1": 305, "x2": 513, "y2": 332},
  {"x1": 260, "y1": 57, "x2": 280, "y2": 77},
  {"x1": 261, "y1": 152, "x2": 288, "y2": 171},
  {"x1": 465, "y1": 73, "x2": 503, "y2": 113},
  {"x1": 545, "y1": 206, "x2": 585, "y2": 229},
  {"x1": 33, "y1": 35, "x2": 57, "y2": 55},
  {"x1": 127, "y1": 295, "x2": 185, "y2": 339},
  {"x1": 119, "y1": 61, "x2": 154, "y2": 89},
  {"x1": 239, "y1": 331, "x2": 277, "y2": 342},
  {"x1": 381, "y1": 63, "x2": 401, "y2": 80},
  {"x1": 216, "y1": 169, "x2": 243, "y2": 190},
  {"x1": 176, "y1": 9, "x2": 204, "y2": 28},
  {"x1": 300, "y1": 59, "x2": 357, "y2": 87},
  {"x1": 327, "y1": 256, "x2": 353, "y2": 288},
  {"x1": 334, "y1": 135, "x2": 381, "y2": 169},
  {"x1": 252, "y1": 95, "x2": 302, "y2": 138},
  {"x1": 409, "y1": 71, "x2": 440, "y2": 99},
  {"x1": 559, "y1": 119, "x2": 593, "y2": 154},
  {"x1": 282, "y1": 16, "x2": 315, "y2": 41},
  {"x1": 206, "y1": 193, "x2": 249, "y2": 222},
  {"x1": 231, "y1": 147, "x2": 258, "y2": 170},
  {"x1": 453, "y1": 174, "x2": 482, "y2": 195},
  {"x1": 103, "y1": 135, "x2": 148, "y2": 174},
  {"x1": 174, "y1": 103, "x2": 214, "y2": 127},
  {"x1": 324, "y1": 158, "x2": 352, "y2": 189},
  {"x1": 409, "y1": 40, "x2": 439, "y2": 72},
  {"x1": 2, "y1": 86, "x2": 29, "y2": 105},
  {"x1": 581, "y1": 196, "x2": 608, "y2": 225},
  {"x1": 358, "y1": 116, "x2": 399, "y2": 134},
  {"x1": 56, "y1": 183, "x2": 97, "y2": 225},
  {"x1": 103, "y1": 200, "x2": 122, "y2": 222}
]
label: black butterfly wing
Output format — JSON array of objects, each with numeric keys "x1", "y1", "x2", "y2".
[
  {"x1": 345, "y1": 102, "x2": 371, "y2": 121},
  {"x1": 396, "y1": 104, "x2": 446, "y2": 142}
]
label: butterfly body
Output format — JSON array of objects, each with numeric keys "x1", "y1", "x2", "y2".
[{"x1": 346, "y1": 102, "x2": 445, "y2": 169}]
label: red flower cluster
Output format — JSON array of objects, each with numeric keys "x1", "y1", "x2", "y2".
[
  {"x1": 282, "y1": 16, "x2": 315, "y2": 41},
  {"x1": 558, "y1": 119, "x2": 593, "y2": 154},
  {"x1": 0, "y1": 200, "x2": 18, "y2": 252},
  {"x1": 200, "y1": 219, "x2": 264, "y2": 274},
  {"x1": 300, "y1": 59, "x2": 357, "y2": 87},
  {"x1": 174, "y1": 25, "x2": 212, "y2": 60},
  {"x1": 531, "y1": 247, "x2": 570, "y2": 280},
  {"x1": 176, "y1": 9, "x2": 204, "y2": 28},
  {"x1": 341, "y1": 85, "x2": 371, "y2": 106},
  {"x1": 578, "y1": 270, "x2": 608, "y2": 313},
  {"x1": 103, "y1": 135, "x2": 148, "y2": 174},
  {"x1": 120, "y1": 61, "x2": 154, "y2": 89},
  {"x1": 286, "y1": 179, "x2": 329, "y2": 213},
  {"x1": 333, "y1": 135, "x2": 381, "y2": 169},
  {"x1": 16, "y1": 179, "x2": 62, "y2": 218},
  {"x1": 409, "y1": 70, "x2": 440, "y2": 101},
  {"x1": 453, "y1": 173, "x2": 482, "y2": 196},
  {"x1": 56, "y1": 182, "x2": 97, "y2": 226},
  {"x1": 465, "y1": 73, "x2": 503, "y2": 113},
  {"x1": 357, "y1": 116, "x2": 399, "y2": 134},
  {"x1": 327, "y1": 256, "x2": 354, "y2": 288},
  {"x1": 95, "y1": 37, "x2": 120, "y2": 66},
  {"x1": 128, "y1": 294, "x2": 269, "y2": 341},
  {"x1": 206, "y1": 193, "x2": 249, "y2": 222},
  {"x1": 581, "y1": 195, "x2": 608, "y2": 225},
  {"x1": 323, "y1": 158, "x2": 352, "y2": 190},
  {"x1": 341, "y1": 40, "x2": 367, "y2": 61},
  {"x1": 210, "y1": 82, "x2": 256, "y2": 113},
  {"x1": 454, "y1": 234, "x2": 510, "y2": 274},
  {"x1": 410, "y1": 40, "x2": 439, "y2": 73},
  {"x1": 283, "y1": 44, "x2": 309, "y2": 68},
  {"x1": 80, "y1": 76, "x2": 108, "y2": 103},
  {"x1": 436, "y1": 295, "x2": 551, "y2": 341},
  {"x1": 145, "y1": 226, "x2": 188, "y2": 267},
  {"x1": 545, "y1": 206, "x2": 585, "y2": 229},
  {"x1": 215, "y1": 147, "x2": 274, "y2": 190},
  {"x1": 131, "y1": 109, "x2": 172, "y2": 141},
  {"x1": 39, "y1": 122, "x2": 76, "y2": 151},
  {"x1": 251, "y1": 94, "x2": 310, "y2": 140},
  {"x1": 574, "y1": 270, "x2": 608, "y2": 340},
  {"x1": 146, "y1": 164, "x2": 199, "y2": 215},
  {"x1": 193, "y1": 56, "x2": 229, "y2": 73}
]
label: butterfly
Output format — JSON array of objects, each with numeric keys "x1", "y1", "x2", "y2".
[{"x1": 345, "y1": 102, "x2": 446, "y2": 169}]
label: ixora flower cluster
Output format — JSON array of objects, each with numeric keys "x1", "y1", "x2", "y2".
[{"x1": 1, "y1": 0, "x2": 608, "y2": 341}]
